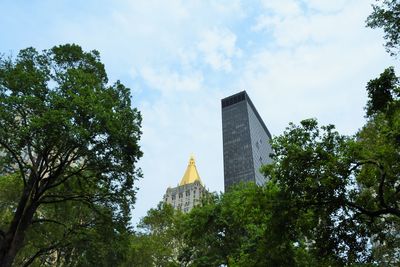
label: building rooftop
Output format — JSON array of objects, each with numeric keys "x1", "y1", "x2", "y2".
[
  {"x1": 179, "y1": 155, "x2": 203, "y2": 186},
  {"x1": 221, "y1": 90, "x2": 272, "y2": 139}
]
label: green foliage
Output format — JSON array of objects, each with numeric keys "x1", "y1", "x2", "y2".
[
  {"x1": 366, "y1": 67, "x2": 399, "y2": 116},
  {"x1": 366, "y1": 0, "x2": 400, "y2": 56},
  {"x1": 263, "y1": 119, "x2": 373, "y2": 264},
  {"x1": 125, "y1": 234, "x2": 155, "y2": 267},
  {"x1": 355, "y1": 67, "x2": 400, "y2": 219},
  {"x1": 259, "y1": 67, "x2": 400, "y2": 264},
  {"x1": 0, "y1": 44, "x2": 142, "y2": 266},
  {"x1": 10, "y1": 182, "x2": 133, "y2": 266},
  {"x1": 172, "y1": 113, "x2": 398, "y2": 265},
  {"x1": 125, "y1": 203, "x2": 184, "y2": 267},
  {"x1": 354, "y1": 67, "x2": 400, "y2": 264},
  {"x1": 180, "y1": 183, "x2": 312, "y2": 267},
  {"x1": 0, "y1": 174, "x2": 23, "y2": 235}
]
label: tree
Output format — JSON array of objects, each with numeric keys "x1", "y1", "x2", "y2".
[
  {"x1": 9, "y1": 181, "x2": 133, "y2": 267},
  {"x1": 366, "y1": 0, "x2": 400, "y2": 56},
  {"x1": 358, "y1": 67, "x2": 400, "y2": 219},
  {"x1": 260, "y1": 65, "x2": 400, "y2": 264},
  {"x1": 180, "y1": 183, "x2": 311, "y2": 267},
  {"x1": 356, "y1": 66, "x2": 400, "y2": 264},
  {"x1": 0, "y1": 44, "x2": 142, "y2": 266},
  {"x1": 366, "y1": 2, "x2": 400, "y2": 262},
  {"x1": 261, "y1": 120, "x2": 374, "y2": 264},
  {"x1": 125, "y1": 203, "x2": 184, "y2": 267}
]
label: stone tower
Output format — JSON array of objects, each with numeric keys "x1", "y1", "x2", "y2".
[{"x1": 163, "y1": 155, "x2": 207, "y2": 213}]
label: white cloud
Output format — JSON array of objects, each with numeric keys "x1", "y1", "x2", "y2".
[
  {"x1": 259, "y1": 0, "x2": 302, "y2": 17},
  {"x1": 140, "y1": 66, "x2": 204, "y2": 93},
  {"x1": 240, "y1": 0, "x2": 395, "y2": 136},
  {"x1": 198, "y1": 28, "x2": 241, "y2": 72},
  {"x1": 209, "y1": 0, "x2": 245, "y2": 18},
  {"x1": 253, "y1": 0, "x2": 375, "y2": 48},
  {"x1": 252, "y1": 15, "x2": 280, "y2": 32},
  {"x1": 306, "y1": 0, "x2": 348, "y2": 13},
  {"x1": 259, "y1": 0, "x2": 348, "y2": 16}
]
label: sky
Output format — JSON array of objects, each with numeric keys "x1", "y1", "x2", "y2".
[{"x1": 0, "y1": 0, "x2": 398, "y2": 225}]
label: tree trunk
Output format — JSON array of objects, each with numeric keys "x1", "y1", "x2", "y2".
[{"x1": 0, "y1": 180, "x2": 38, "y2": 267}]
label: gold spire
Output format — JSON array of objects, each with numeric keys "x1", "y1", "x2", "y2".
[{"x1": 179, "y1": 155, "x2": 203, "y2": 186}]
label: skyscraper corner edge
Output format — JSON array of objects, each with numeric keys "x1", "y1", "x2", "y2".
[{"x1": 221, "y1": 91, "x2": 272, "y2": 139}]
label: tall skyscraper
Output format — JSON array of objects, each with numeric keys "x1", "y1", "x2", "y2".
[
  {"x1": 221, "y1": 91, "x2": 273, "y2": 191},
  {"x1": 163, "y1": 155, "x2": 208, "y2": 213}
]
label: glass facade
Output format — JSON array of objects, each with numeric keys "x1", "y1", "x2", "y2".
[{"x1": 221, "y1": 91, "x2": 272, "y2": 191}]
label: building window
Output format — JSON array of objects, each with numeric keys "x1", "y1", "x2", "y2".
[{"x1": 186, "y1": 190, "x2": 190, "y2": 196}]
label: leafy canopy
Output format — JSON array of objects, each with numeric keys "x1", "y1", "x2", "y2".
[
  {"x1": 367, "y1": 0, "x2": 400, "y2": 56},
  {"x1": 0, "y1": 44, "x2": 142, "y2": 266}
]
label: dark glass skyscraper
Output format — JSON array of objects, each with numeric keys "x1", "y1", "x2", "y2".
[{"x1": 221, "y1": 91, "x2": 272, "y2": 191}]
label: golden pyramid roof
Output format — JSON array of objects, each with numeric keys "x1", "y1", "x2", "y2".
[{"x1": 179, "y1": 155, "x2": 203, "y2": 186}]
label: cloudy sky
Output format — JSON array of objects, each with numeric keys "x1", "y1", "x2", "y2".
[{"x1": 1, "y1": 0, "x2": 398, "y2": 224}]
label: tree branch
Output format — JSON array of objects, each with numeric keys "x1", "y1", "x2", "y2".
[
  {"x1": 345, "y1": 200, "x2": 400, "y2": 218},
  {"x1": 349, "y1": 159, "x2": 380, "y2": 172},
  {"x1": 38, "y1": 194, "x2": 91, "y2": 205},
  {"x1": 350, "y1": 159, "x2": 388, "y2": 208},
  {"x1": 26, "y1": 142, "x2": 37, "y2": 177},
  {"x1": 31, "y1": 219, "x2": 67, "y2": 228},
  {"x1": 0, "y1": 140, "x2": 27, "y2": 185},
  {"x1": 34, "y1": 148, "x2": 81, "y2": 199},
  {"x1": 377, "y1": 164, "x2": 387, "y2": 208},
  {"x1": 21, "y1": 243, "x2": 61, "y2": 267},
  {"x1": 396, "y1": 184, "x2": 400, "y2": 195},
  {"x1": 43, "y1": 163, "x2": 87, "y2": 193}
]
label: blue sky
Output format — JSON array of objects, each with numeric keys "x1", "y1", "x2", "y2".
[{"x1": 1, "y1": 0, "x2": 398, "y2": 224}]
